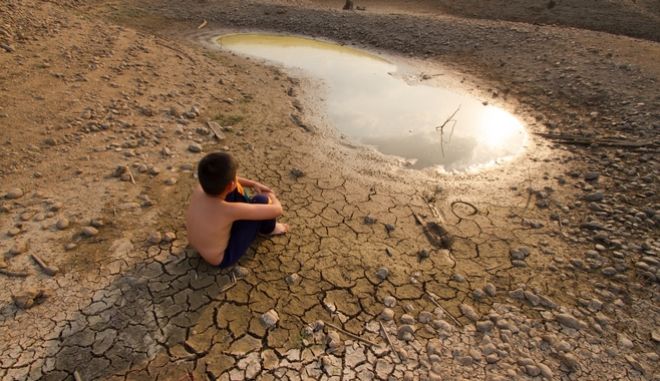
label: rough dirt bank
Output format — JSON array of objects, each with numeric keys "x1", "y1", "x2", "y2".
[{"x1": 0, "y1": 0, "x2": 658, "y2": 380}]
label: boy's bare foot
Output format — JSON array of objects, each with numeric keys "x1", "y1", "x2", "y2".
[{"x1": 270, "y1": 223, "x2": 289, "y2": 235}]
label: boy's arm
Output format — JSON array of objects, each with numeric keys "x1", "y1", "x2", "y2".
[
  {"x1": 237, "y1": 176, "x2": 272, "y2": 194},
  {"x1": 228, "y1": 197, "x2": 283, "y2": 221}
]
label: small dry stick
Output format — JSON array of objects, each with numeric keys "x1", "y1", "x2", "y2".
[
  {"x1": 206, "y1": 121, "x2": 223, "y2": 141},
  {"x1": 31, "y1": 254, "x2": 59, "y2": 276},
  {"x1": 73, "y1": 370, "x2": 83, "y2": 381},
  {"x1": 0, "y1": 269, "x2": 29, "y2": 278},
  {"x1": 379, "y1": 321, "x2": 401, "y2": 363},
  {"x1": 425, "y1": 291, "x2": 463, "y2": 327},
  {"x1": 197, "y1": 20, "x2": 208, "y2": 29},
  {"x1": 126, "y1": 167, "x2": 136, "y2": 185},
  {"x1": 324, "y1": 321, "x2": 378, "y2": 347}
]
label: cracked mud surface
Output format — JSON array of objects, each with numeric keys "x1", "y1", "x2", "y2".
[{"x1": 0, "y1": 0, "x2": 658, "y2": 380}]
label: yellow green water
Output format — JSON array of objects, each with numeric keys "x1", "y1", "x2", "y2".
[{"x1": 217, "y1": 33, "x2": 527, "y2": 171}]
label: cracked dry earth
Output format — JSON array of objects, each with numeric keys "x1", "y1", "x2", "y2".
[{"x1": 1, "y1": 0, "x2": 659, "y2": 380}]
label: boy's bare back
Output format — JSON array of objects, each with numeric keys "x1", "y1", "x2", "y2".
[{"x1": 185, "y1": 186, "x2": 235, "y2": 265}]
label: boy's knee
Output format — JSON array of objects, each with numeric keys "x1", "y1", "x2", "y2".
[{"x1": 251, "y1": 194, "x2": 270, "y2": 204}]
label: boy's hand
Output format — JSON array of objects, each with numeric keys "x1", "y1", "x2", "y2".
[{"x1": 253, "y1": 182, "x2": 272, "y2": 194}]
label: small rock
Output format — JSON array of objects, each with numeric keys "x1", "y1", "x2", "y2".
[
  {"x1": 8, "y1": 241, "x2": 28, "y2": 255},
  {"x1": 559, "y1": 353, "x2": 580, "y2": 371},
  {"x1": 56, "y1": 218, "x2": 70, "y2": 230},
  {"x1": 584, "y1": 172, "x2": 599, "y2": 182},
  {"x1": 147, "y1": 231, "x2": 162, "y2": 244},
  {"x1": 164, "y1": 177, "x2": 177, "y2": 185},
  {"x1": 363, "y1": 215, "x2": 376, "y2": 225},
  {"x1": 476, "y1": 320, "x2": 494, "y2": 333},
  {"x1": 375, "y1": 266, "x2": 389, "y2": 281},
  {"x1": 260, "y1": 309, "x2": 279, "y2": 328},
  {"x1": 400, "y1": 314, "x2": 415, "y2": 324},
  {"x1": 537, "y1": 363, "x2": 553, "y2": 379},
  {"x1": 380, "y1": 308, "x2": 394, "y2": 321},
  {"x1": 459, "y1": 303, "x2": 479, "y2": 321},
  {"x1": 326, "y1": 330, "x2": 341, "y2": 348},
  {"x1": 397, "y1": 324, "x2": 415, "y2": 341},
  {"x1": 81, "y1": 226, "x2": 99, "y2": 237},
  {"x1": 556, "y1": 313, "x2": 584, "y2": 330},
  {"x1": 290, "y1": 168, "x2": 305, "y2": 178},
  {"x1": 484, "y1": 283, "x2": 497, "y2": 296},
  {"x1": 383, "y1": 296, "x2": 396, "y2": 307},
  {"x1": 188, "y1": 143, "x2": 203, "y2": 153},
  {"x1": 285, "y1": 273, "x2": 301, "y2": 285},
  {"x1": 5, "y1": 188, "x2": 24, "y2": 199},
  {"x1": 12, "y1": 287, "x2": 47, "y2": 309},
  {"x1": 162, "y1": 232, "x2": 176, "y2": 242},
  {"x1": 233, "y1": 266, "x2": 249, "y2": 278},
  {"x1": 418, "y1": 311, "x2": 433, "y2": 324},
  {"x1": 583, "y1": 192, "x2": 604, "y2": 202}
]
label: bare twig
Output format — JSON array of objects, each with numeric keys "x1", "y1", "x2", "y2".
[
  {"x1": 126, "y1": 167, "x2": 136, "y2": 185},
  {"x1": 324, "y1": 321, "x2": 378, "y2": 347},
  {"x1": 197, "y1": 20, "x2": 208, "y2": 29},
  {"x1": 0, "y1": 269, "x2": 29, "y2": 278},
  {"x1": 73, "y1": 370, "x2": 83, "y2": 381},
  {"x1": 435, "y1": 106, "x2": 461, "y2": 132},
  {"x1": 425, "y1": 291, "x2": 463, "y2": 327},
  {"x1": 379, "y1": 321, "x2": 401, "y2": 362},
  {"x1": 31, "y1": 254, "x2": 59, "y2": 276},
  {"x1": 154, "y1": 38, "x2": 196, "y2": 64}
]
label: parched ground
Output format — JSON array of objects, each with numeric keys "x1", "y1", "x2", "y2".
[{"x1": 0, "y1": 0, "x2": 658, "y2": 380}]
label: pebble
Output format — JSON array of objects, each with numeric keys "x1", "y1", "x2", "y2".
[
  {"x1": 555, "y1": 313, "x2": 584, "y2": 330},
  {"x1": 583, "y1": 192, "x2": 604, "y2": 202},
  {"x1": 5, "y1": 188, "x2": 24, "y2": 199},
  {"x1": 164, "y1": 177, "x2": 177, "y2": 185},
  {"x1": 147, "y1": 231, "x2": 162, "y2": 244},
  {"x1": 326, "y1": 330, "x2": 341, "y2": 349},
  {"x1": 81, "y1": 226, "x2": 99, "y2": 237},
  {"x1": 476, "y1": 320, "x2": 494, "y2": 333},
  {"x1": 285, "y1": 273, "x2": 301, "y2": 285},
  {"x1": 56, "y1": 218, "x2": 70, "y2": 230},
  {"x1": 260, "y1": 309, "x2": 279, "y2": 328},
  {"x1": 162, "y1": 232, "x2": 176, "y2": 242},
  {"x1": 383, "y1": 296, "x2": 396, "y2": 307},
  {"x1": 559, "y1": 353, "x2": 580, "y2": 371},
  {"x1": 375, "y1": 266, "x2": 389, "y2": 281},
  {"x1": 418, "y1": 311, "x2": 433, "y2": 324},
  {"x1": 233, "y1": 266, "x2": 249, "y2": 278},
  {"x1": 8, "y1": 241, "x2": 28, "y2": 256},
  {"x1": 397, "y1": 325, "x2": 415, "y2": 341},
  {"x1": 188, "y1": 143, "x2": 203, "y2": 153},
  {"x1": 459, "y1": 303, "x2": 479, "y2": 321},
  {"x1": 12, "y1": 287, "x2": 47, "y2": 309},
  {"x1": 537, "y1": 363, "x2": 553, "y2": 379},
  {"x1": 400, "y1": 314, "x2": 415, "y2": 324},
  {"x1": 484, "y1": 283, "x2": 497, "y2": 296},
  {"x1": 525, "y1": 365, "x2": 541, "y2": 377},
  {"x1": 380, "y1": 308, "x2": 394, "y2": 321}
]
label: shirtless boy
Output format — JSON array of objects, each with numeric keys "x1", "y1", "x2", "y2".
[{"x1": 186, "y1": 152, "x2": 288, "y2": 267}]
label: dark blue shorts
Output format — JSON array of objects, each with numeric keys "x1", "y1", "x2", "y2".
[{"x1": 218, "y1": 190, "x2": 276, "y2": 268}]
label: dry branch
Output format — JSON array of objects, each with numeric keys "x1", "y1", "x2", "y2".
[{"x1": 324, "y1": 321, "x2": 378, "y2": 347}]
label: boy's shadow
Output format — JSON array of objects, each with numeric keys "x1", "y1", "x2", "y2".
[{"x1": 39, "y1": 245, "x2": 238, "y2": 380}]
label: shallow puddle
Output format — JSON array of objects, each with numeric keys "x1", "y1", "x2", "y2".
[{"x1": 217, "y1": 33, "x2": 527, "y2": 171}]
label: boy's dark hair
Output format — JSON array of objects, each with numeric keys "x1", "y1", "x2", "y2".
[{"x1": 198, "y1": 152, "x2": 238, "y2": 196}]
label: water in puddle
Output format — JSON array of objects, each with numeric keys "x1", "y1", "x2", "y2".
[{"x1": 217, "y1": 33, "x2": 527, "y2": 171}]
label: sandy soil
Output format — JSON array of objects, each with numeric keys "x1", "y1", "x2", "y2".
[{"x1": 0, "y1": 0, "x2": 658, "y2": 380}]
